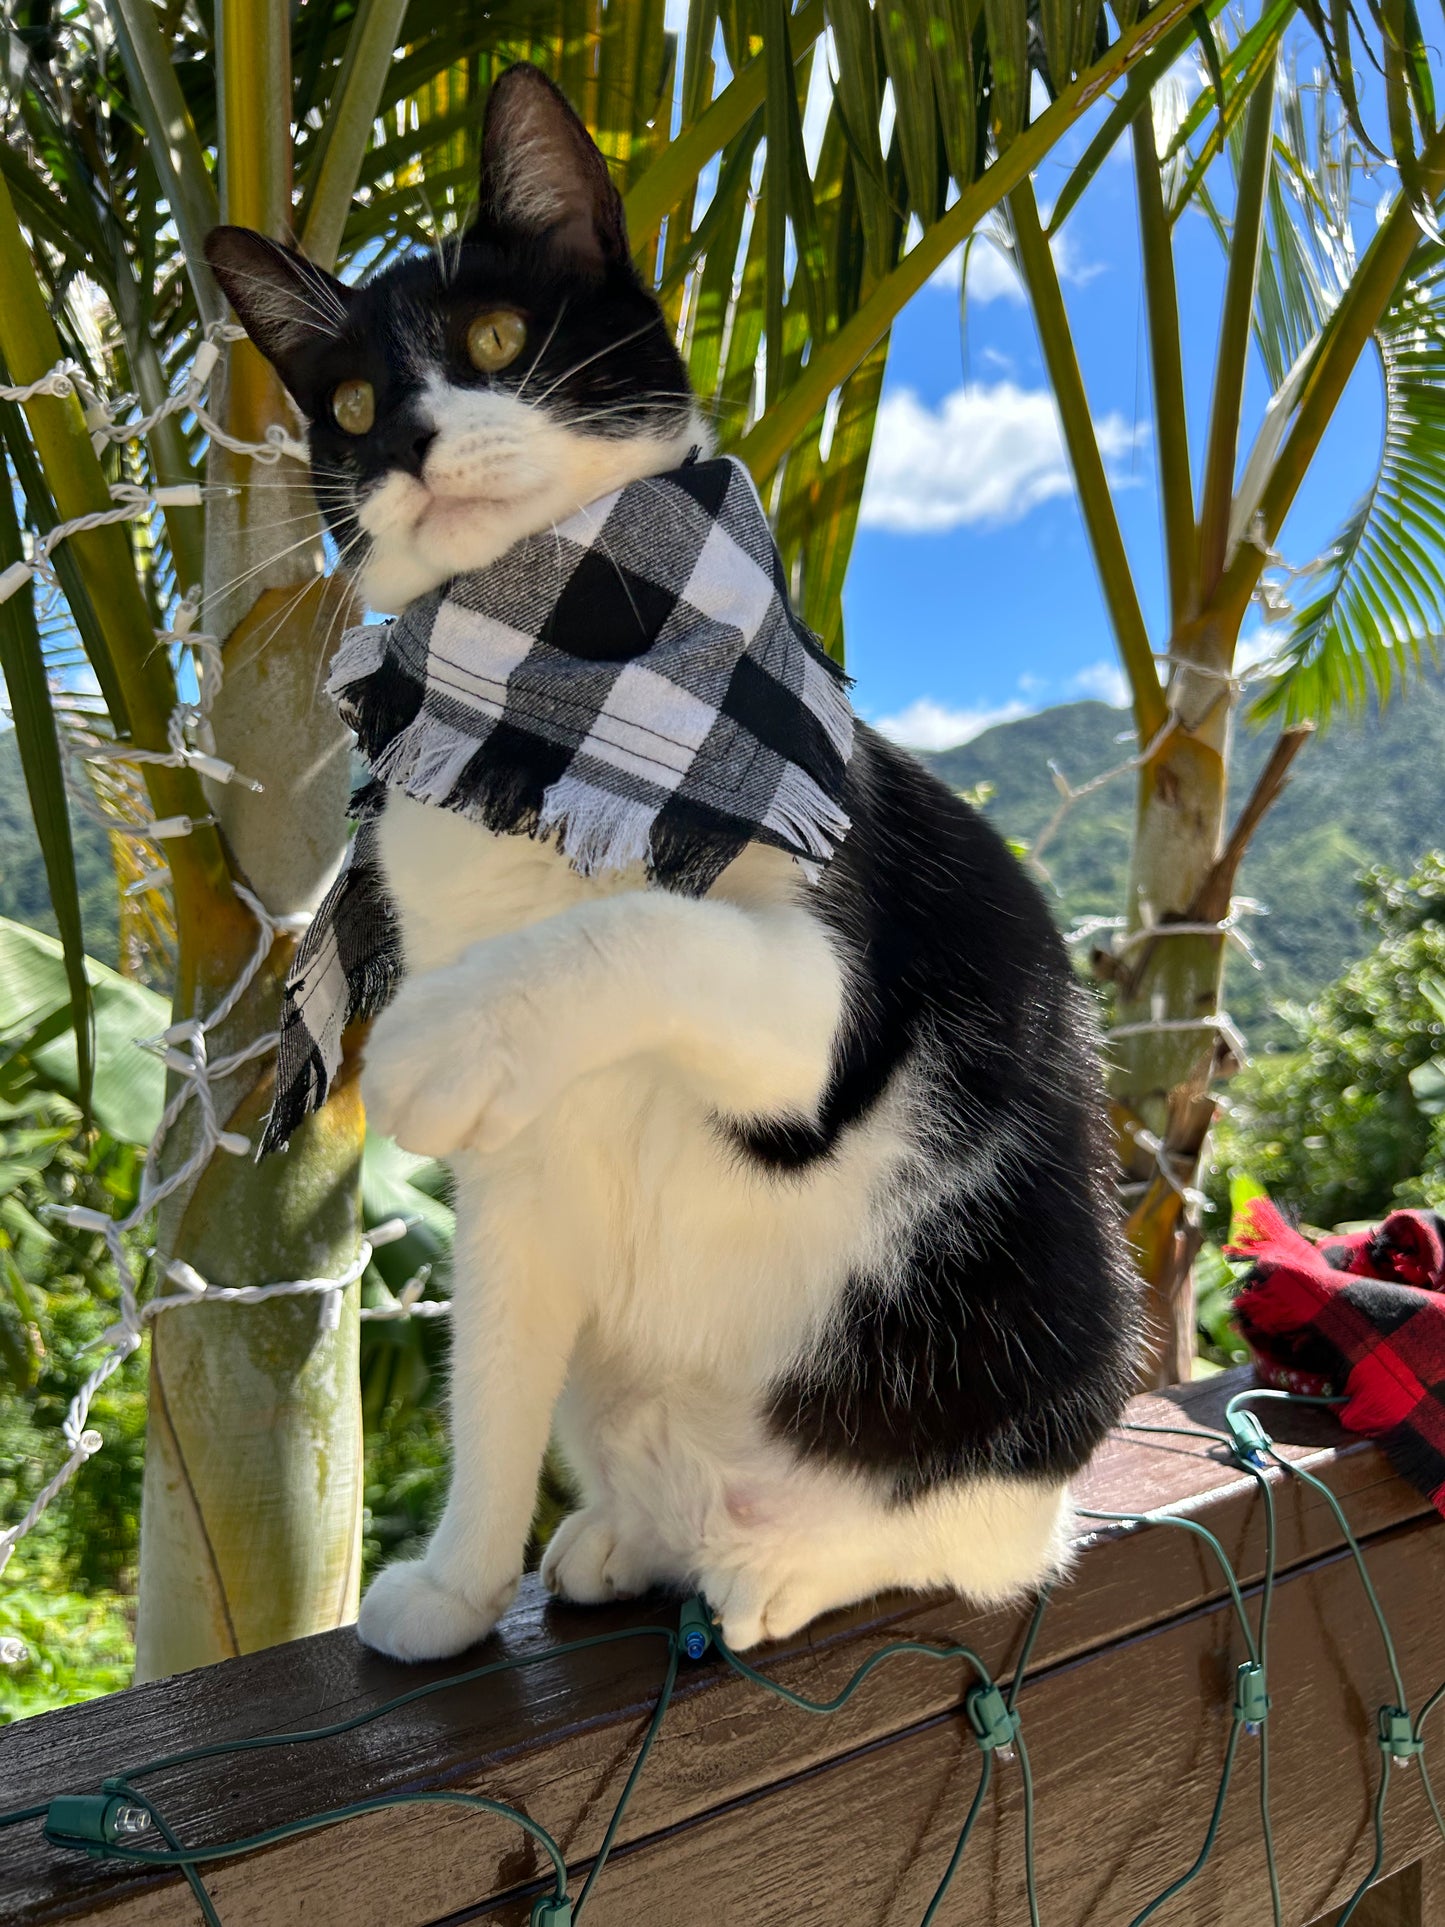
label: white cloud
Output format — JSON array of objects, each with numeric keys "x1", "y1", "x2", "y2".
[
  {"x1": 927, "y1": 227, "x2": 1102, "y2": 302},
  {"x1": 1052, "y1": 229, "x2": 1107, "y2": 289},
  {"x1": 873, "y1": 662, "x2": 1139, "y2": 750},
  {"x1": 1070, "y1": 660, "x2": 1130, "y2": 706},
  {"x1": 931, "y1": 235, "x2": 1022, "y2": 301},
  {"x1": 1237, "y1": 624, "x2": 1288, "y2": 673},
  {"x1": 859, "y1": 382, "x2": 1144, "y2": 533},
  {"x1": 873, "y1": 697, "x2": 1031, "y2": 751}
]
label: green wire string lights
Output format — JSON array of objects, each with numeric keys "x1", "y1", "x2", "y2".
[
  {"x1": 12, "y1": 1591, "x2": 1047, "y2": 1927},
  {"x1": 41, "y1": 1792, "x2": 153, "y2": 1853},
  {"x1": 1101, "y1": 1386, "x2": 1445, "y2": 1927},
  {"x1": 7, "y1": 1388, "x2": 1445, "y2": 1925},
  {"x1": 1223, "y1": 1387, "x2": 1436, "y2": 1927}
]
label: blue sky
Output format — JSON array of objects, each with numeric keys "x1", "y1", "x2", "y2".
[{"x1": 836, "y1": 70, "x2": 1384, "y2": 748}]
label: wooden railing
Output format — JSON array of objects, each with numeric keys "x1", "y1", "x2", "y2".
[{"x1": 5, "y1": 1367, "x2": 1445, "y2": 1926}]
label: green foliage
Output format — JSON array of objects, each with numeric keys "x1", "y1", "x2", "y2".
[
  {"x1": 362, "y1": 1399, "x2": 450, "y2": 1581},
  {"x1": 0, "y1": 915, "x2": 168, "y2": 1141},
  {"x1": 0, "y1": 1092, "x2": 147, "y2": 1724},
  {"x1": 359, "y1": 1134, "x2": 455, "y2": 1422},
  {"x1": 1270, "y1": 268, "x2": 1445, "y2": 714},
  {"x1": 1250, "y1": 124, "x2": 1445, "y2": 724},
  {"x1": 0, "y1": 1107, "x2": 476, "y2": 1717},
  {"x1": 1210, "y1": 853, "x2": 1445, "y2": 1230},
  {"x1": 1194, "y1": 1237, "x2": 1252, "y2": 1370},
  {"x1": 0, "y1": 732, "x2": 118, "y2": 967},
  {"x1": 0, "y1": 1552, "x2": 134, "y2": 1724},
  {"x1": 1182, "y1": 60, "x2": 1445, "y2": 728},
  {"x1": 355, "y1": 1137, "x2": 457, "y2": 1576}
]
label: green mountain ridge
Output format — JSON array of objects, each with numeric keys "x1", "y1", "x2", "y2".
[
  {"x1": 2, "y1": 680, "x2": 1442, "y2": 1048},
  {"x1": 917, "y1": 677, "x2": 1445, "y2": 1039}
]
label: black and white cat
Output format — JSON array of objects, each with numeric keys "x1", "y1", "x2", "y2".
[{"x1": 206, "y1": 64, "x2": 1138, "y2": 1659}]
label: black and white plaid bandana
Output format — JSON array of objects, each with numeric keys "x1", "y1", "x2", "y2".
[{"x1": 261, "y1": 454, "x2": 854, "y2": 1153}]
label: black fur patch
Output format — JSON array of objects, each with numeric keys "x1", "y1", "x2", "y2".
[{"x1": 753, "y1": 728, "x2": 1139, "y2": 1493}]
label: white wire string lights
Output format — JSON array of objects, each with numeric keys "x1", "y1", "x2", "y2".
[{"x1": 0, "y1": 334, "x2": 448, "y2": 1589}]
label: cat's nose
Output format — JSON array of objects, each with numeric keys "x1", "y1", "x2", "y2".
[
  {"x1": 381, "y1": 418, "x2": 437, "y2": 478},
  {"x1": 406, "y1": 427, "x2": 437, "y2": 475}
]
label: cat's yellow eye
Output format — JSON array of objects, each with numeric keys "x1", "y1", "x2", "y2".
[
  {"x1": 467, "y1": 310, "x2": 527, "y2": 374},
  {"x1": 331, "y1": 378, "x2": 375, "y2": 435}
]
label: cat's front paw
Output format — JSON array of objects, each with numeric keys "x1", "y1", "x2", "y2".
[
  {"x1": 356, "y1": 1561, "x2": 517, "y2": 1662},
  {"x1": 360, "y1": 974, "x2": 491, "y2": 1158},
  {"x1": 361, "y1": 962, "x2": 565, "y2": 1158}
]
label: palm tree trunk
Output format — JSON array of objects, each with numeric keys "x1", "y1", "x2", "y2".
[
  {"x1": 1009, "y1": 89, "x2": 1300, "y2": 1386},
  {"x1": 1107, "y1": 638, "x2": 1312, "y2": 1384},
  {"x1": 132, "y1": 0, "x2": 367, "y2": 1680},
  {"x1": 1108, "y1": 652, "x2": 1232, "y2": 1384},
  {"x1": 132, "y1": 573, "x2": 365, "y2": 1679}
]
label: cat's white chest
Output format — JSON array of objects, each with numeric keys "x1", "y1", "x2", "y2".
[
  {"x1": 375, "y1": 789, "x2": 808, "y2": 966},
  {"x1": 377, "y1": 792, "x2": 632, "y2": 967},
  {"x1": 368, "y1": 790, "x2": 890, "y2": 1383}
]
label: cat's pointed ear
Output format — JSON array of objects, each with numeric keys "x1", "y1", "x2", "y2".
[
  {"x1": 203, "y1": 227, "x2": 352, "y2": 397},
  {"x1": 476, "y1": 64, "x2": 629, "y2": 270}
]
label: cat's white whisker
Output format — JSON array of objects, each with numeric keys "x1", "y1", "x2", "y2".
[
  {"x1": 201, "y1": 526, "x2": 328, "y2": 608},
  {"x1": 526, "y1": 315, "x2": 670, "y2": 411},
  {"x1": 511, "y1": 297, "x2": 569, "y2": 405}
]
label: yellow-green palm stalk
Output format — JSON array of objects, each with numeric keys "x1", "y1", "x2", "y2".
[
  {"x1": 1004, "y1": 26, "x2": 1445, "y2": 1380},
  {"x1": 130, "y1": 0, "x2": 370, "y2": 1679}
]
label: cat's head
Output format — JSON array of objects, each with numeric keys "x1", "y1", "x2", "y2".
[{"x1": 205, "y1": 64, "x2": 703, "y2": 612}]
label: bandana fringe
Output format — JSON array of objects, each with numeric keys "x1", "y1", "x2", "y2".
[
  {"x1": 538, "y1": 774, "x2": 657, "y2": 877},
  {"x1": 804, "y1": 656, "x2": 855, "y2": 764},
  {"x1": 762, "y1": 759, "x2": 852, "y2": 862},
  {"x1": 369, "y1": 718, "x2": 482, "y2": 808}
]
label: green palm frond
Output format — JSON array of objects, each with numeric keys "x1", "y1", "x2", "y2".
[
  {"x1": 1208, "y1": 63, "x2": 1445, "y2": 724},
  {"x1": 1253, "y1": 72, "x2": 1356, "y2": 387},
  {"x1": 0, "y1": 429, "x2": 93, "y2": 1111},
  {"x1": 1257, "y1": 239, "x2": 1445, "y2": 721},
  {"x1": 1193, "y1": 63, "x2": 1355, "y2": 388}
]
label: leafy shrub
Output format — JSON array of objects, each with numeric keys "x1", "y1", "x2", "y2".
[
  {"x1": 0, "y1": 1091, "x2": 475, "y2": 1717},
  {"x1": 0, "y1": 1094, "x2": 147, "y2": 1721},
  {"x1": 0, "y1": 1549, "x2": 134, "y2": 1722},
  {"x1": 1210, "y1": 852, "x2": 1445, "y2": 1229}
]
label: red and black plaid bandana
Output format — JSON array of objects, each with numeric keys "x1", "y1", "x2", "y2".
[{"x1": 1226, "y1": 1199, "x2": 1445, "y2": 1516}]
